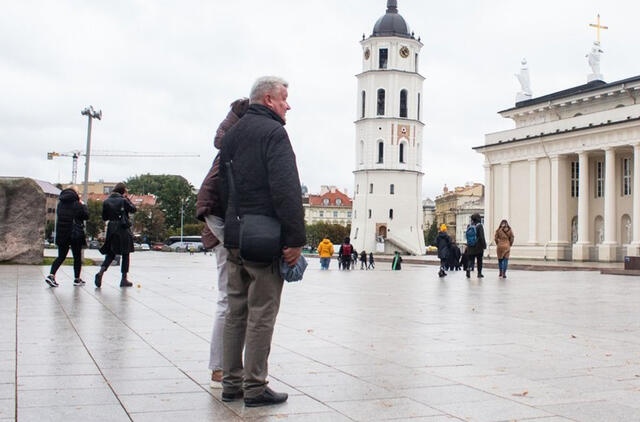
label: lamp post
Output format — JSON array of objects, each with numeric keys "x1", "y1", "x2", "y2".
[
  {"x1": 80, "y1": 106, "x2": 102, "y2": 203},
  {"x1": 180, "y1": 198, "x2": 185, "y2": 243}
]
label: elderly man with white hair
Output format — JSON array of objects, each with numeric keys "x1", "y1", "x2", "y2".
[{"x1": 219, "y1": 76, "x2": 305, "y2": 407}]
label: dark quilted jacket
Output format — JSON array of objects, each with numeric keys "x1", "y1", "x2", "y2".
[{"x1": 219, "y1": 104, "x2": 305, "y2": 249}]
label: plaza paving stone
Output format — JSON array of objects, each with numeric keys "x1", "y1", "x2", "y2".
[{"x1": 1, "y1": 250, "x2": 639, "y2": 421}]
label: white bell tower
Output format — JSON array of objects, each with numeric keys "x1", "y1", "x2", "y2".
[{"x1": 350, "y1": 0, "x2": 426, "y2": 255}]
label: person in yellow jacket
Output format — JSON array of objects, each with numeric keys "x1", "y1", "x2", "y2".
[{"x1": 317, "y1": 238, "x2": 334, "y2": 270}]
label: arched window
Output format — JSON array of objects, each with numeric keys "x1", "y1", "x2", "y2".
[
  {"x1": 361, "y1": 91, "x2": 366, "y2": 118},
  {"x1": 399, "y1": 142, "x2": 405, "y2": 163},
  {"x1": 390, "y1": 184, "x2": 394, "y2": 194},
  {"x1": 359, "y1": 140, "x2": 364, "y2": 164},
  {"x1": 417, "y1": 93, "x2": 421, "y2": 120},
  {"x1": 377, "y1": 141, "x2": 384, "y2": 163},
  {"x1": 379, "y1": 48, "x2": 388, "y2": 69},
  {"x1": 323, "y1": 198, "x2": 329, "y2": 206},
  {"x1": 336, "y1": 198, "x2": 342, "y2": 206},
  {"x1": 399, "y1": 89, "x2": 408, "y2": 118},
  {"x1": 377, "y1": 89, "x2": 385, "y2": 115},
  {"x1": 389, "y1": 209, "x2": 394, "y2": 219}
]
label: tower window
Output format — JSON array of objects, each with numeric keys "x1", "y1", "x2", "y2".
[
  {"x1": 356, "y1": 184, "x2": 359, "y2": 194},
  {"x1": 415, "y1": 53, "x2": 419, "y2": 72},
  {"x1": 377, "y1": 141, "x2": 384, "y2": 163},
  {"x1": 368, "y1": 209, "x2": 372, "y2": 219},
  {"x1": 361, "y1": 90, "x2": 366, "y2": 118},
  {"x1": 400, "y1": 89, "x2": 408, "y2": 118},
  {"x1": 417, "y1": 93, "x2": 421, "y2": 120},
  {"x1": 369, "y1": 183, "x2": 373, "y2": 194},
  {"x1": 390, "y1": 184, "x2": 394, "y2": 194},
  {"x1": 389, "y1": 209, "x2": 393, "y2": 219},
  {"x1": 379, "y1": 48, "x2": 388, "y2": 69},
  {"x1": 377, "y1": 89, "x2": 385, "y2": 115},
  {"x1": 399, "y1": 143, "x2": 405, "y2": 163}
]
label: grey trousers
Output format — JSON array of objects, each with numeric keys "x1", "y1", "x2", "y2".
[
  {"x1": 205, "y1": 216, "x2": 227, "y2": 372},
  {"x1": 222, "y1": 249, "x2": 283, "y2": 398}
]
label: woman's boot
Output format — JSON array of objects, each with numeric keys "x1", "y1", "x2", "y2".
[
  {"x1": 94, "y1": 267, "x2": 106, "y2": 288},
  {"x1": 120, "y1": 274, "x2": 133, "y2": 287}
]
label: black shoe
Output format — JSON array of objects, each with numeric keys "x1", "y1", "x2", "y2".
[
  {"x1": 120, "y1": 279, "x2": 133, "y2": 287},
  {"x1": 73, "y1": 278, "x2": 86, "y2": 286},
  {"x1": 221, "y1": 390, "x2": 244, "y2": 402},
  {"x1": 465, "y1": 270, "x2": 470, "y2": 278},
  {"x1": 95, "y1": 272, "x2": 103, "y2": 288},
  {"x1": 45, "y1": 274, "x2": 58, "y2": 288},
  {"x1": 477, "y1": 273, "x2": 484, "y2": 278},
  {"x1": 244, "y1": 387, "x2": 288, "y2": 407}
]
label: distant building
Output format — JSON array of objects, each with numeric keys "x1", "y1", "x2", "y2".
[
  {"x1": 63, "y1": 180, "x2": 119, "y2": 195},
  {"x1": 34, "y1": 180, "x2": 61, "y2": 226},
  {"x1": 422, "y1": 198, "x2": 435, "y2": 230},
  {"x1": 304, "y1": 186, "x2": 352, "y2": 227},
  {"x1": 88, "y1": 193, "x2": 157, "y2": 207},
  {"x1": 434, "y1": 183, "x2": 484, "y2": 242}
]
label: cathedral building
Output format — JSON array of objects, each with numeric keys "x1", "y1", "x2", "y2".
[
  {"x1": 476, "y1": 75, "x2": 640, "y2": 262},
  {"x1": 350, "y1": 0, "x2": 426, "y2": 255}
]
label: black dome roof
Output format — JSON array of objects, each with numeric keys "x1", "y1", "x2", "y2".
[{"x1": 372, "y1": 0, "x2": 412, "y2": 38}]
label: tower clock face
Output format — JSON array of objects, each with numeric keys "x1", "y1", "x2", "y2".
[
  {"x1": 364, "y1": 48, "x2": 370, "y2": 60},
  {"x1": 399, "y1": 46, "x2": 410, "y2": 58}
]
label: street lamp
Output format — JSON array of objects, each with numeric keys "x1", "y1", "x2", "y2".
[
  {"x1": 80, "y1": 106, "x2": 102, "y2": 203},
  {"x1": 180, "y1": 198, "x2": 185, "y2": 243}
]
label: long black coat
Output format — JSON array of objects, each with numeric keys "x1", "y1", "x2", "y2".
[
  {"x1": 54, "y1": 189, "x2": 89, "y2": 247},
  {"x1": 220, "y1": 104, "x2": 305, "y2": 249},
  {"x1": 435, "y1": 232, "x2": 451, "y2": 260},
  {"x1": 99, "y1": 193, "x2": 137, "y2": 255}
]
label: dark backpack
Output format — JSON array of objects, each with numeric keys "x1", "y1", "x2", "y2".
[
  {"x1": 466, "y1": 224, "x2": 477, "y2": 247},
  {"x1": 342, "y1": 244, "x2": 352, "y2": 256}
]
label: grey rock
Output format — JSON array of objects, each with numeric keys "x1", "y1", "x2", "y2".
[{"x1": 0, "y1": 178, "x2": 45, "y2": 264}]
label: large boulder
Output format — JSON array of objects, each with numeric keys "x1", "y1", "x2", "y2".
[{"x1": 0, "y1": 178, "x2": 45, "y2": 264}]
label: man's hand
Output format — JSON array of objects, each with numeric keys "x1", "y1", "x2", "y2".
[{"x1": 282, "y1": 246, "x2": 302, "y2": 266}]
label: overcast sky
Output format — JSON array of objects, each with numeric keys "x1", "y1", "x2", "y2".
[{"x1": 2, "y1": 0, "x2": 639, "y2": 200}]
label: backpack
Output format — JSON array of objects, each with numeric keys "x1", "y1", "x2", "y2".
[
  {"x1": 342, "y1": 243, "x2": 352, "y2": 256},
  {"x1": 466, "y1": 224, "x2": 477, "y2": 247}
]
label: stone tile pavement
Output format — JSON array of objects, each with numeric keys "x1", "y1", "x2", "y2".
[{"x1": 1, "y1": 251, "x2": 639, "y2": 421}]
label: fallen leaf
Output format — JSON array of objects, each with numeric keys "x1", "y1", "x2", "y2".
[
  {"x1": 136, "y1": 284, "x2": 141, "y2": 288},
  {"x1": 605, "y1": 353, "x2": 612, "y2": 357},
  {"x1": 306, "y1": 329, "x2": 314, "y2": 334},
  {"x1": 512, "y1": 391, "x2": 529, "y2": 397},
  {"x1": 570, "y1": 335, "x2": 577, "y2": 338}
]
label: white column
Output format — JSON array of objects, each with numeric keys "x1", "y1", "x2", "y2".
[
  {"x1": 629, "y1": 143, "x2": 640, "y2": 256},
  {"x1": 483, "y1": 162, "x2": 492, "y2": 255},
  {"x1": 528, "y1": 158, "x2": 537, "y2": 244},
  {"x1": 599, "y1": 147, "x2": 618, "y2": 261},
  {"x1": 550, "y1": 154, "x2": 569, "y2": 259},
  {"x1": 573, "y1": 151, "x2": 591, "y2": 261},
  {"x1": 502, "y1": 162, "x2": 510, "y2": 222}
]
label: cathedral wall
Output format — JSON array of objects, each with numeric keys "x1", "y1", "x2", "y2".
[
  {"x1": 536, "y1": 158, "x2": 551, "y2": 245},
  {"x1": 509, "y1": 160, "x2": 529, "y2": 246}
]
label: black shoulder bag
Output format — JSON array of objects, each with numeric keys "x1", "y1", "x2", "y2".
[
  {"x1": 119, "y1": 199, "x2": 132, "y2": 229},
  {"x1": 226, "y1": 161, "x2": 281, "y2": 263}
]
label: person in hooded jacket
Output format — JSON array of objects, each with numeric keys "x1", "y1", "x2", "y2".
[
  {"x1": 465, "y1": 213, "x2": 487, "y2": 278},
  {"x1": 95, "y1": 182, "x2": 137, "y2": 288},
  {"x1": 316, "y1": 237, "x2": 334, "y2": 270},
  {"x1": 338, "y1": 237, "x2": 353, "y2": 270},
  {"x1": 45, "y1": 187, "x2": 89, "y2": 287},
  {"x1": 196, "y1": 97, "x2": 250, "y2": 388},
  {"x1": 435, "y1": 224, "x2": 451, "y2": 277},
  {"x1": 494, "y1": 219, "x2": 515, "y2": 278}
]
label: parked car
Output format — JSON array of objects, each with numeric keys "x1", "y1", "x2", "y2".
[
  {"x1": 169, "y1": 241, "x2": 204, "y2": 252},
  {"x1": 151, "y1": 242, "x2": 165, "y2": 251},
  {"x1": 140, "y1": 243, "x2": 150, "y2": 251}
]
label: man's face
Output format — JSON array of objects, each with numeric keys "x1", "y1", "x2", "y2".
[{"x1": 264, "y1": 86, "x2": 290, "y2": 123}]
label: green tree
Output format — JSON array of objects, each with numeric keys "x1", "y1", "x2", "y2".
[
  {"x1": 167, "y1": 222, "x2": 205, "y2": 237},
  {"x1": 424, "y1": 221, "x2": 438, "y2": 246},
  {"x1": 132, "y1": 204, "x2": 167, "y2": 242},
  {"x1": 305, "y1": 222, "x2": 351, "y2": 248},
  {"x1": 45, "y1": 221, "x2": 55, "y2": 240},
  {"x1": 86, "y1": 199, "x2": 104, "y2": 239},
  {"x1": 126, "y1": 174, "x2": 197, "y2": 230}
]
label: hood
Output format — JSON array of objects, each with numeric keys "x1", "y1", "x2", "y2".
[
  {"x1": 321, "y1": 239, "x2": 332, "y2": 244},
  {"x1": 59, "y1": 188, "x2": 79, "y2": 203}
]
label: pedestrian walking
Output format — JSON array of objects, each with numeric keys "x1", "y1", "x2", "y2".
[
  {"x1": 435, "y1": 224, "x2": 451, "y2": 277},
  {"x1": 360, "y1": 250, "x2": 367, "y2": 269},
  {"x1": 95, "y1": 182, "x2": 137, "y2": 288},
  {"x1": 317, "y1": 237, "x2": 334, "y2": 270},
  {"x1": 44, "y1": 187, "x2": 89, "y2": 287},
  {"x1": 448, "y1": 243, "x2": 461, "y2": 271},
  {"x1": 197, "y1": 97, "x2": 250, "y2": 389},
  {"x1": 219, "y1": 76, "x2": 305, "y2": 407},
  {"x1": 338, "y1": 237, "x2": 353, "y2": 270},
  {"x1": 391, "y1": 251, "x2": 402, "y2": 270},
  {"x1": 495, "y1": 219, "x2": 515, "y2": 278},
  {"x1": 351, "y1": 248, "x2": 359, "y2": 270},
  {"x1": 368, "y1": 252, "x2": 375, "y2": 269},
  {"x1": 465, "y1": 213, "x2": 487, "y2": 279}
]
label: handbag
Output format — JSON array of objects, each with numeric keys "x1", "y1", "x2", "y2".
[
  {"x1": 70, "y1": 219, "x2": 85, "y2": 240},
  {"x1": 118, "y1": 200, "x2": 132, "y2": 229},
  {"x1": 226, "y1": 161, "x2": 281, "y2": 263}
]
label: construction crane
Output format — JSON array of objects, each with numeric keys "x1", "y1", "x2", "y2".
[{"x1": 47, "y1": 150, "x2": 200, "y2": 184}]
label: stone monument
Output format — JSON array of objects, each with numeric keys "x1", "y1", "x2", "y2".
[
  {"x1": 0, "y1": 178, "x2": 45, "y2": 264},
  {"x1": 515, "y1": 58, "x2": 532, "y2": 102}
]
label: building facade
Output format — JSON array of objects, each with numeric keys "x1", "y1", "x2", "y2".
[
  {"x1": 434, "y1": 183, "x2": 484, "y2": 242},
  {"x1": 350, "y1": 0, "x2": 426, "y2": 255},
  {"x1": 476, "y1": 76, "x2": 640, "y2": 261},
  {"x1": 64, "y1": 181, "x2": 119, "y2": 195},
  {"x1": 422, "y1": 198, "x2": 435, "y2": 230},
  {"x1": 304, "y1": 186, "x2": 353, "y2": 226}
]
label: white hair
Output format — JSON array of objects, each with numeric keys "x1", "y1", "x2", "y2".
[{"x1": 250, "y1": 76, "x2": 288, "y2": 104}]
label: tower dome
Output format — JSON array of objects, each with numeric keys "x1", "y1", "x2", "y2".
[{"x1": 372, "y1": 0, "x2": 412, "y2": 38}]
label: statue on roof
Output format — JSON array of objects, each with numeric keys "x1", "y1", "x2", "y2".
[
  {"x1": 586, "y1": 41, "x2": 604, "y2": 82},
  {"x1": 515, "y1": 59, "x2": 532, "y2": 102}
]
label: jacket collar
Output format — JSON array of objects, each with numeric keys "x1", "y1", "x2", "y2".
[{"x1": 247, "y1": 104, "x2": 285, "y2": 126}]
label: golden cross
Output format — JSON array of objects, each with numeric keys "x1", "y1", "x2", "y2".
[{"x1": 589, "y1": 14, "x2": 608, "y2": 43}]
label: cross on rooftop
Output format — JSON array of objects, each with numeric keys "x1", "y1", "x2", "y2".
[{"x1": 589, "y1": 14, "x2": 608, "y2": 43}]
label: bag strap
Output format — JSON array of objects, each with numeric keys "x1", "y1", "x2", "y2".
[{"x1": 225, "y1": 161, "x2": 240, "y2": 221}]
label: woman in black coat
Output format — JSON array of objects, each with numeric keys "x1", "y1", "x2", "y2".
[
  {"x1": 45, "y1": 188, "x2": 89, "y2": 287},
  {"x1": 95, "y1": 182, "x2": 137, "y2": 288},
  {"x1": 465, "y1": 213, "x2": 487, "y2": 278}
]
